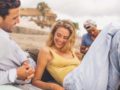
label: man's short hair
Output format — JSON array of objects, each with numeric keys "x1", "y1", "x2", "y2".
[{"x1": 0, "y1": 0, "x2": 20, "y2": 18}]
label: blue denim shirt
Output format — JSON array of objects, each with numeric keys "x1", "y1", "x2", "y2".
[{"x1": 81, "y1": 33, "x2": 93, "y2": 47}]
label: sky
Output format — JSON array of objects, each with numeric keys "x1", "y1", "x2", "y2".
[{"x1": 20, "y1": 0, "x2": 120, "y2": 36}]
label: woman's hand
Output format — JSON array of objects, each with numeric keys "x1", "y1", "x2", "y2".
[{"x1": 50, "y1": 83, "x2": 64, "y2": 90}]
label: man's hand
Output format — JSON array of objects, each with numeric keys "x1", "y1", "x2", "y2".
[
  {"x1": 80, "y1": 46, "x2": 89, "y2": 54},
  {"x1": 17, "y1": 62, "x2": 35, "y2": 81}
]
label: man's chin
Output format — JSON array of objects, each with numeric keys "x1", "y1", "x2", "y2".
[
  {"x1": 5, "y1": 29, "x2": 13, "y2": 33},
  {"x1": 2, "y1": 27, "x2": 13, "y2": 33}
]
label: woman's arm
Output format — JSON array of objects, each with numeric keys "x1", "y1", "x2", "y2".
[
  {"x1": 32, "y1": 47, "x2": 64, "y2": 90},
  {"x1": 75, "y1": 51, "x2": 83, "y2": 61}
]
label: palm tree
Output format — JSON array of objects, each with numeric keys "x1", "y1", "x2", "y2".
[{"x1": 37, "y1": 2, "x2": 50, "y2": 22}]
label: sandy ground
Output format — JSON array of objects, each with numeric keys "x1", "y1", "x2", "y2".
[{"x1": 11, "y1": 33, "x2": 48, "y2": 50}]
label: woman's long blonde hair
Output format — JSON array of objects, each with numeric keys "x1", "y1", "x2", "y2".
[{"x1": 47, "y1": 19, "x2": 76, "y2": 52}]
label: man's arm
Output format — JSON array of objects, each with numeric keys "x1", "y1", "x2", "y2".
[
  {"x1": 0, "y1": 63, "x2": 34, "y2": 85},
  {"x1": 15, "y1": 62, "x2": 35, "y2": 84},
  {"x1": 0, "y1": 69, "x2": 17, "y2": 85},
  {"x1": 80, "y1": 35, "x2": 90, "y2": 54},
  {"x1": 107, "y1": 31, "x2": 120, "y2": 90}
]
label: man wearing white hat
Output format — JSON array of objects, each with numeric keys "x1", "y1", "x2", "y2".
[{"x1": 80, "y1": 19, "x2": 100, "y2": 54}]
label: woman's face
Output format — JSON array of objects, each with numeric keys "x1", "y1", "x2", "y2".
[{"x1": 54, "y1": 27, "x2": 70, "y2": 49}]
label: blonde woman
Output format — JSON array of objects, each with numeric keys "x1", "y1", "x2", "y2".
[{"x1": 32, "y1": 20, "x2": 81, "y2": 90}]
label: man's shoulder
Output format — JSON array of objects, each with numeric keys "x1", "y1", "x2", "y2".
[
  {"x1": 83, "y1": 33, "x2": 89, "y2": 36},
  {"x1": 0, "y1": 38, "x2": 13, "y2": 53},
  {"x1": 0, "y1": 41, "x2": 12, "y2": 57},
  {"x1": 82, "y1": 33, "x2": 89, "y2": 39},
  {"x1": 0, "y1": 37, "x2": 10, "y2": 45}
]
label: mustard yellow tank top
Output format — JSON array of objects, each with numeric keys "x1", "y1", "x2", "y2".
[{"x1": 47, "y1": 48, "x2": 80, "y2": 84}]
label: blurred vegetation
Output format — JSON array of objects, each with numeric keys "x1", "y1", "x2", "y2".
[{"x1": 73, "y1": 22, "x2": 79, "y2": 30}]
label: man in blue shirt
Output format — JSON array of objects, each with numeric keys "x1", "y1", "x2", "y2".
[{"x1": 80, "y1": 19, "x2": 100, "y2": 54}]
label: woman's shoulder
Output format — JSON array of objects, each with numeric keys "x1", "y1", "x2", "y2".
[
  {"x1": 39, "y1": 46, "x2": 52, "y2": 61},
  {"x1": 39, "y1": 46, "x2": 49, "y2": 52}
]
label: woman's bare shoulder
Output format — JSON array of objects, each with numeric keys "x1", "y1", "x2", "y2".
[
  {"x1": 39, "y1": 46, "x2": 50, "y2": 54},
  {"x1": 38, "y1": 46, "x2": 52, "y2": 61}
]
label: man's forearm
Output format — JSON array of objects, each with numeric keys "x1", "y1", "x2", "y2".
[{"x1": 0, "y1": 69, "x2": 17, "y2": 85}]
